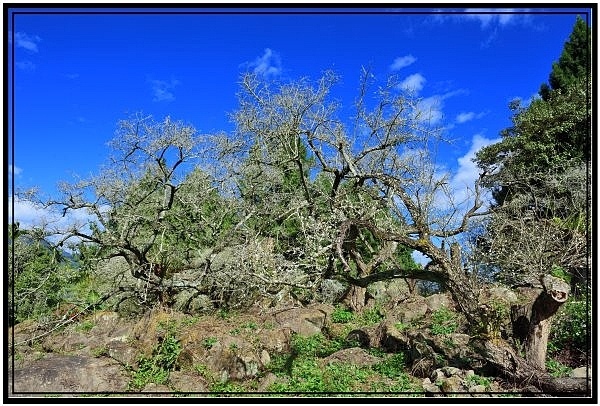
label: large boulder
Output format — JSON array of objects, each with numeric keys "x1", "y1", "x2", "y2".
[
  {"x1": 10, "y1": 354, "x2": 128, "y2": 393},
  {"x1": 271, "y1": 304, "x2": 333, "y2": 337},
  {"x1": 204, "y1": 336, "x2": 270, "y2": 381}
]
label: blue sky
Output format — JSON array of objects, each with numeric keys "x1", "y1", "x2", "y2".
[{"x1": 7, "y1": 6, "x2": 593, "y2": 228}]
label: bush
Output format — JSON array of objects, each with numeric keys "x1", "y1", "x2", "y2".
[
  {"x1": 128, "y1": 335, "x2": 182, "y2": 390},
  {"x1": 331, "y1": 306, "x2": 354, "y2": 324},
  {"x1": 549, "y1": 296, "x2": 590, "y2": 355}
]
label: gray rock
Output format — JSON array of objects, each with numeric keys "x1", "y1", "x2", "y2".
[
  {"x1": 273, "y1": 305, "x2": 332, "y2": 336},
  {"x1": 169, "y1": 371, "x2": 209, "y2": 392},
  {"x1": 422, "y1": 377, "x2": 440, "y2": 393},
  {"x1": 442, "y1": 366, "x2": 462, "y2": 377},
  {"x1": 440, "y1": 375, "x2": 464, "y2": 392},
  {"x1": 10, "y1": 354, "x2": 128, "y2": 393},
  {"x1": 395, "y1": 297, "x2": 428, "y2": 323},
  {"x1": 570, "y1": 367, "x2": 591, "y2": 378},
  {"x1": 424, "y1": 293, "x2": 453, "y2": 312},
  {"x1": 258, "y1": 372, "x2": 278, "y2": 392},
  {"x1": 322, "y1": 347, "x2": 381, "y2": 367},
  {"x1": 469, "y1": 384, "x2": 488, "y2": 393}
]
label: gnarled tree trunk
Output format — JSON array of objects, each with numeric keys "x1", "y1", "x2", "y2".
[
  {"x1": 511, "y1": 274, "x2": 570, "y2": 369},
  {"x1": 473, "y1": 338, "x2": 590, "y2": 396}
]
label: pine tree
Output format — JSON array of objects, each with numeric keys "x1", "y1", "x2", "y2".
[{"x1": 539, "y1": 15, "x2": 591, "y2": 100}]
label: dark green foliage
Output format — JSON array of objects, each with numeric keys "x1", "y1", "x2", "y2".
[
  {"x1": 540, "y1": 15, "x2": 591, "y2": 100},
  {"x1": 477, "y1": 16, "x2": 591, "y2": 207},
  {"x1": 474, "y1": 16, "x2": 591, "y2": 292}
]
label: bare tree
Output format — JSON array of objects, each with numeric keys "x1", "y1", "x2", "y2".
[{"x1": 219, "y1": 69, "x2": 589, "y2": 393}]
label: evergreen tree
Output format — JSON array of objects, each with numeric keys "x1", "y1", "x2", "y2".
[
  {"x1": 540, "y1": 15, "x2": 591, "y2": 100},
  {"x1": 474, "y1": 16, "x2": 591, "y2": 289}
]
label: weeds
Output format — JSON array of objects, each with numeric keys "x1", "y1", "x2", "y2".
[
  {"x1": 127, "y1": 335, "x2": 182, "y2": 391},
  {"x1": 331, "y1": 306, "x2": 354, "y2": 324},
  {"x1": 202, "y1": 337, "x2": 218, "y2": 350},
  {"x1": 430, "y1": 307, "x2": 458, "y2": 335}
]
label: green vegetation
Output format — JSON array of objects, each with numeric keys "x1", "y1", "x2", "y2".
[
  {"x1": 74, "y1": 320, "x2": 95, "y2": 333},
  {"x1": 331, "y1": 306, "x2": 354, "y2": 324},
  {"x1": 466, "y1": 374, "x2": 491, "y2": 389},
  {"x1": 372, "y1": 353, "x2": 406, "y2": 378},
  {"x1": 202, "y1": 337, "x2": 218, "y2": 350},
  {"x1": 9, "y1": 17, "x2": 591, "y2": 397},
  {"x1": 549, "y1": 297, "x2": 591, "y2": 355},
  {"x1": 430, "y1": 307, "x2": 459, "y2": 336},
  {"x1": 546, "y1": 358, "x2": 573, "y2": 378},
  {"x1": 128, "y1": 335, "x2": 182, "y2": 390}
]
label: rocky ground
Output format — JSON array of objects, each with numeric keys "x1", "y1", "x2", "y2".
[{"x1": 7, "y1": 292, "x2": 589, "y2": 399}]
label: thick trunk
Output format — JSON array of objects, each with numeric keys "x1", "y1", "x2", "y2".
[
  {"x1": 343, "y1": 285, "x2": 367, "y2": 312},
  {"x1": 512, "y1": 275, "x2": 570, "y2": 369}
]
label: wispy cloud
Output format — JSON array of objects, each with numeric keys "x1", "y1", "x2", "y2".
[
  {"x1": 8, "y1": 165, "x2": 23, "y2": 176},
  {"x1": 399, "y1": 73, "x2": 426, "y2": 94},
  {"x1": 13, "y1": 31, "x2": 42, "y2": 53},
  {"x1": 455, "y1": 111, "x2": 487, "y2": 124},
  {"x1": 65, "y1": 73, "x2": 80, "y2": 80},
  {"x1": 149, "y1": 78, "x2": 180, "y2": 102},
  {"x1": 247, "y1": 48, "x2": 282, "y2": 78},
  {"x1": 390, "y1": 54, "x2": 416, "y2": 71},
  {"x1": 463, "y1": 8, "x2": 527, "y2": 29},
  {"x1": 413, "y1": 89, "x2": 465, "y2": 125},
  {"x1": 16, "y1": 61, "x2": 36, "y2": 71}
]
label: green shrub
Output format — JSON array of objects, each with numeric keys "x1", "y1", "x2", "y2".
[
  {"x1": 128, "y1": 335, "x2": 182, "y2": 390},
  {"x1": 358, "y1": 306, "x2": 384, "y2": 326},
  {"x1": 290, "y1": 333, "x2": 343, "y2": 358},
  {"x1": 202, "y1": 337, "x2": 218, "y2": 350},
  {"x1": 331, "y1": 306, "x2": 354, "y2": 324},
  {"x1": 550, "y1": 297, "x2": 590, "y2": 355},
  {"x1": 372, "y1": 353, "x2": 406, "y2": 378},
  {"x1": 546, "y1": 358, "x2": 572, "y2": 378},
  {"x1": 466, "y1": 374, "x2": 491, "y2": 388}
]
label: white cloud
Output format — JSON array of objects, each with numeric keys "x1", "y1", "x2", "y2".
[
  {"x1": 412, "y1": 250, "x2": 431, "y2": 267},
  {"x1": 14, "y1": 32, "x2": 41, "y2": 53},
  {"x1": 9, "y1": 196, "x2": 107, "y2": 247},
  {"x1": 414, "y1": 95, "x2": 443, "y2": 124},
  {"x1": 9, "y1": 197, "x2": 54, "y2": 228},
  {"x1": 390, "y1": 54, "x2": 417, "y2": 71},
  {"x1": 463, "y1": 8, "x2": 528, "y2": 29},
  {"x1": 456, "y1": 112, "x2": 475, "y2": 124},
  {"x1": 248, "y1": 48, "x2": 282, "y2": 78},
  {"x1": 416, "y1": 134, "x2": 500, "y2": 229},
  {"x1": 150, "y1": 78, "x2": 180, "y2": 102},
  {"x1": 456, "y1": 111, "x2": 488, "y2": 124},
  {"x1": 451, "y1": 133, "x2": 501, "y2": 198},
  {"x1": 8, "y1": 165, "x2": 22, "y2": 176},
  {"x1": 413, "y1": 90, "x2": 464, "y2": 125},
  {"x1": 399, "y1": 73, "x2": 426, "y2": 94}
]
